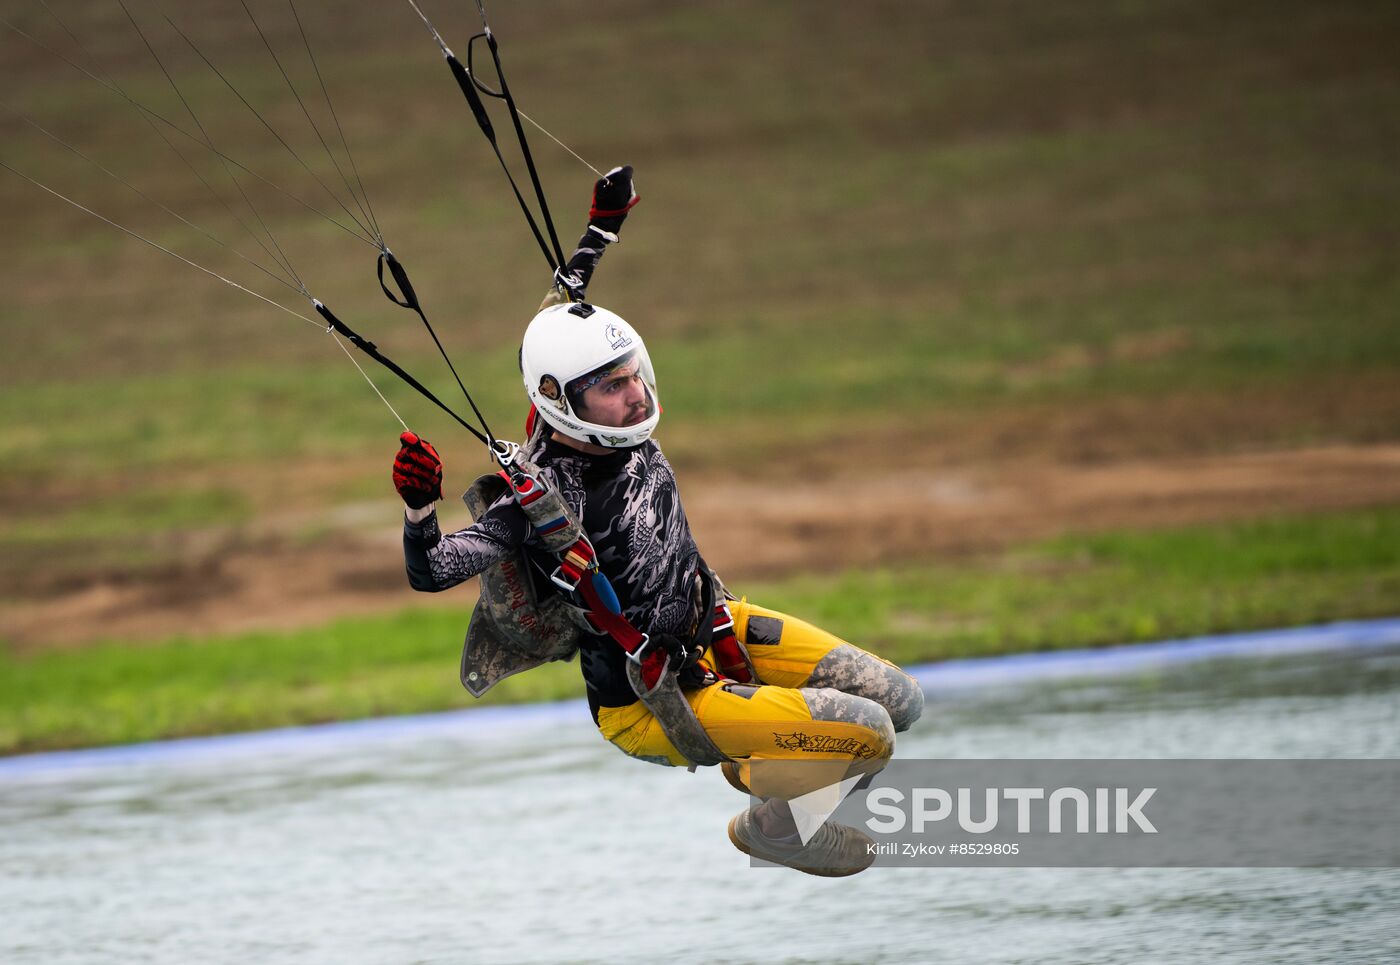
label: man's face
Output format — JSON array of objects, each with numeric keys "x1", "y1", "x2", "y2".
[{"x1": 572, "y1": 355, "x2": 653, "y2": 428}]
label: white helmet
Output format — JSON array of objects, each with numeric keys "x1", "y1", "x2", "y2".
[{"x1": 520, "y1": 302, "x2": 661, "y2": 448}]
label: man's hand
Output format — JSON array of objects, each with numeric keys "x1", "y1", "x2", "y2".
[
  {"x1": 654, "y1": 632, "x2": 707, "y2": 688},
  {"x1": 588, "y1": 164, "x2": 638, "y2": 233},
  {"x1": 393, "y1": 431, "x2": 443, "y2": 510},
  {"x1": 546, "y1": 164, "x2": 639, "y2": 303}
]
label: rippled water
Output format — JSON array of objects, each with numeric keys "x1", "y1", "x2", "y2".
[{"x1": 3, "y1": 637, "x2": 1399, "y2": 964}]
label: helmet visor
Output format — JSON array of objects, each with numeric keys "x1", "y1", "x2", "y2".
[{"x1": 564, "y1": 349, "x2": 657, "y2": 429}]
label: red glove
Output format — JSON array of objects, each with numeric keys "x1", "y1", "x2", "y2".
[{"x1": 393, "y1": 431, "x2": 443, "y2": 510}]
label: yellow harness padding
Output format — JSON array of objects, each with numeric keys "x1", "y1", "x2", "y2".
[{"x1": 597, "y1": 600, "x2": 897, "y2": 782}]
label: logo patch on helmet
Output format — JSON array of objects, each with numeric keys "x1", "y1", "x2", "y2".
[
  {"x1": 604, "y1": 323, "x2": 633, "y2": 351},
  {"x1": 538, "y1": 374, "x2": 568, "y2": 411}
]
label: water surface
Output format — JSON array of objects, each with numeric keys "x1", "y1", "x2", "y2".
[{"x1": 3, "y1": 632, "x2": 1398, "y2": 964}]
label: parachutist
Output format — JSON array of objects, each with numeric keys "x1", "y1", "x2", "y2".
[{"x1": 394, "y1": 166, "x2": 923, "y2": 877}]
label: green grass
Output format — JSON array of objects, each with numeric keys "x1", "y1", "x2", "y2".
[
  {"x1": 4, "y1": 504, "x2": 1397, "y2": 755},
  {"x1": 0, "y1": 607, "x2": 585, "y2": 756},
  {"x1": 755, "y1": 507, "x2": 1400, "y2": 667}
]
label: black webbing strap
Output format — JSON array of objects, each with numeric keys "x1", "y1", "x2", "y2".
[
  {"x1": 468, "y1": 28, "x2": 569, "y2": 272},
  {"x1": 691, "y1": 554, "x2": 718, "y2": 658},
  {"x1": 314, "y1": 298, "x2": 491, "y2": 446},
  {"x1": 405, "y1": 1, "x2": 572, "y2": 281},
  {"x1": 439, "y1": 45, "x2": 561, "y2": 273},
  {"x1": 375, "y1": 248, "x2": 496, "y2": 446}
]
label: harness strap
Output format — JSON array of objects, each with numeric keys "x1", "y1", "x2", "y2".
[
  {"x1": 498, "y1": 456, "x2": 749, "y2": 695},
  {"x1": 496, "y1": 457, "x2": 668, "y2": 687},
  {"x1": 548, "y1": 535, "x2": 670, "y2": 690},
  {"x1": 708, "y1": 599, "x2": 751, "y2": 683},
  {"x1": 692, "y1": 556, "x2": 751, "y2": 683}
]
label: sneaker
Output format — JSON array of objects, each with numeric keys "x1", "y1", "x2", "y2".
[
  {"x1": 720, "y1": 761, "x2": 749, "y2": 795},
  {"x1": 728, "y1": 808, "x2": 875, "y2": 877}
]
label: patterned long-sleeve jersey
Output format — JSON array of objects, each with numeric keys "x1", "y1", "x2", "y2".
[{"x1": 403, "y1": 435, "x2": 702, "y2": 716}]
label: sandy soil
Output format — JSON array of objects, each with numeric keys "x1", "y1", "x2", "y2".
[{"x1": 5, "y1": 440, "x2": 1399, "y2": 650}]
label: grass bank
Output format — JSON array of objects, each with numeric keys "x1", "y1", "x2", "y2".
[{"x1": 3, "y1": 505, "x2": 1397, "y2": 755}]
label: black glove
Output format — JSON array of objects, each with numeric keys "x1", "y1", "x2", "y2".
[
  {"x1": 392, "y1": 430, "x2": 443, "y2": 510},
  {"x1": 654, "y1": 632, "x2": 707, "y2": 688},
  {"x1": 587, "y1": 164, "x2": 638, "y2": 235},
  {"x1": 555, "y1": 165, "x2": 639, "y2": 297}
]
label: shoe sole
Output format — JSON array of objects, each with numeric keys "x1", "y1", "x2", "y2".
[
  {"x1": 721, "y1": 762, "x2": 750, "y2": 795},
  {"x1": 727, "y1": 815, "x2": 867, "y2": 878}
]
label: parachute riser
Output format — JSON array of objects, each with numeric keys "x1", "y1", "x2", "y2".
[{"x1": 313, "y1": 298, "x2": 492, "y2": 447}]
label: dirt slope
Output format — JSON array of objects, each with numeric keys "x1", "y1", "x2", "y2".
[{"x1": 6, "y1": 441, "x2": 1398, "y2": 649}]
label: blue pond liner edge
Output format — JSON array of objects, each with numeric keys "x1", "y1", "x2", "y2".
[{"x1": 5, "y1": 616, "x2": 1399, "y2": 776}]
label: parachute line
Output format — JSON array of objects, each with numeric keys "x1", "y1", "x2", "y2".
[{"x1": 2, "y1": 14, "x2": 379, "y2": 249}]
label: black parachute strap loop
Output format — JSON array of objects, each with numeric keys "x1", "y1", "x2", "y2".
[
  {"x1": 462, "y1": 31, "x2": 608, "y2": 186},
  {"x1": 376, "y1": 249, "x2": 414, "y2": 309},
  {"x1": 374, "y1": 248, "x2": 499, "y2": 448},
  {"x1": 475, "y1": 24, "x2": 570, "y2": 272},
  {"x1": 314, "y1": 299, "x2": 491, "y2": 446},
  {"x1": 465, "y1": 31, "x2": 580, "y2": 302},
  {"x1": 449, "y1": 44, "x2": 497, "y2": 138},
  {"x1": 464, "y1": 31, "x2": 503, "y2": 99},
  {"x1": 405, "y1": 1, "x2": 561, "y2": 272},
  {"x1": 444, "y1": 45, "x2": 558, "y2": 271}
]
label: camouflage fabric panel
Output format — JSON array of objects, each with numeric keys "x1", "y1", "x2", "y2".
[
  {"x1": 464, "y1": 461, "x2": 584, "y2": 556},
  {"x1": 461, "y1": 471, "x2": 508, "y2": 519},
  {"x1": 537, "y1": 286, "x2": 569, "y2": 312},
  {"x1": 805, "y1": 643, "x2": 925, "y2": 734},
  {"x1": 460, "y1": 554, "x2": 584, "y2": 696},
  {"x1": 509, "y1": 455, "x2": 583, "y2": 554},
  {"x1": 625, "y1": 659, "x2": 728, "y2": 768},
  {"x1": 458, "y1": 469, "x2": 587, "y2": 697},
  {"x1": 460, "y1": 614, "x2": 549, "y2": 697},
  {"x1": 801, "y1": 686, "x2": 897, "y2": 752}
]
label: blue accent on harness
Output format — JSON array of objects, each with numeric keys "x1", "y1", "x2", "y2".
[
  {"x1": 536, "y1": 515, "x2": 569, "y2": 535},
  {"x1": 592, "y1": 571, "x2": 622, "y2": 615}
]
